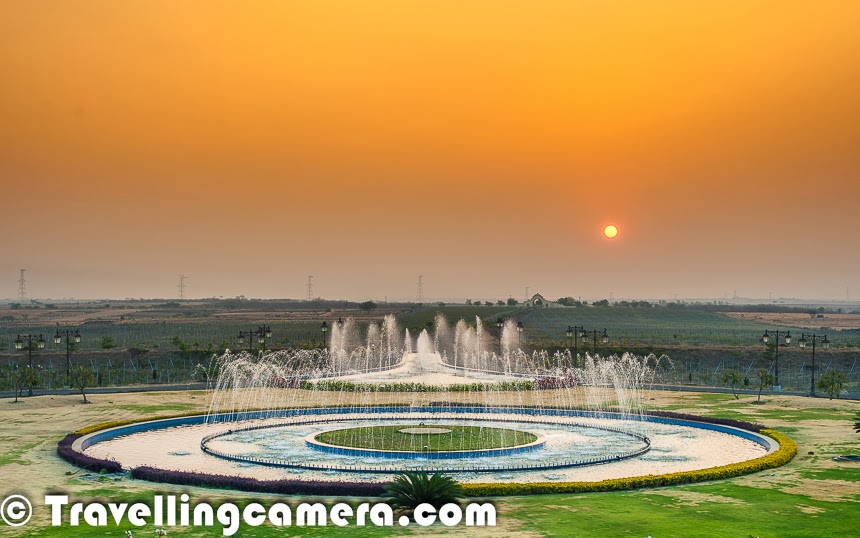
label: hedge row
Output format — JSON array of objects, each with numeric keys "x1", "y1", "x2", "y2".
[
  {"x1": 61, "y1": 406, "x2": 793, "y2": 497},
  {"x1": 131, "y1": 466, "x2": 387, "y2": 496},
  {"x1": 461, "y1": 429, "x2": 796, "y2": 496},
  {"x1": 57, "y1": 433, "x2": 123, "y2": 474},
  {"x1": 304, "y1": 380, "x2": 535, "y2": 393}
]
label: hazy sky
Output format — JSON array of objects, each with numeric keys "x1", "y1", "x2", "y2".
[{"x1": 2, "y1": 1, "x2": 859, "y2": 301}]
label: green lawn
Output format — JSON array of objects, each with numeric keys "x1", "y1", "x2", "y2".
[
  {"x1": 316, "y1": 424, "x2": 537, "y2": 452},
  {"x1": 4, "y1": 389, "x2": 858, "y2": 537}
]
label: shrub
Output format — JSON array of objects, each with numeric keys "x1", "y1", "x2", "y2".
[
  {"x1": 56, "y1": 434, "x2": 122, "y2": 473},
  {"x1": 461, "y1": 429, "x2": 796, "y2": 496},
  {"x1": 131, "y1": 466, "x2": 386, "y2": 497},
  {"x1": 383, "y1": 472, "x2": 462, "y2": 509}
]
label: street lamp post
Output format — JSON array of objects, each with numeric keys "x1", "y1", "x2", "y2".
[
  {"x1": 761, "y1": 329, "x2": 791, "y2": 391},
  {"x1": 581, "y1": 328, "x2": 609, "y2": 354},
  {"x1": 496, "y1": 317, "x2": 505, "y2": 353},
  {"x1": 321, "y1": 321, "x2": 328, "y2": 347},
  {"x1": 566, "y1": 325, "x2": 587, "y2": 360},
  {"x1": 516, "y1": 321, "x2": 524, "y2": 345},
  {"x1": 14, "y1": 333, "x2": 46, "y2": 396},
  {"x1": 237, "y1": 325, "x2": 272, "y2": 353},
  {"x1": 798, "y1": 333, "x2": 830, "y2": 397},
  {"x1": 54, "y1": 328, "x2": 82, "y2": 388}
]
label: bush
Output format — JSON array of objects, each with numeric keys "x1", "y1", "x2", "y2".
[
  {"x1": 131, "y1": 466, "x2": 386, "y2": 497},
  {"x1": 56, "y1": 434, "x2": 122, "y2": 473},
  {"x1": 62, "y1": 407, "x2": 794, "y2": 497},
  {"x1": 383, "y1": 472, "x2": 462, "y2": 509},
  {"x1": 461, "y1": 429, "x2": 796, "y2": 496}
]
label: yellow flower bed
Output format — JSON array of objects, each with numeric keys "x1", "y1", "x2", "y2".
[
  {"x1": 462, "y1": 429, "x2": 796, "y2": 496},
  {"x1": 72, "y1": 411, "x2": 206, "y2": 436}
]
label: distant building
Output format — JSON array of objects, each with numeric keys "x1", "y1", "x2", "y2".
[{"x1": 524, "y1": 293, "x2": 564, "y2": 308}]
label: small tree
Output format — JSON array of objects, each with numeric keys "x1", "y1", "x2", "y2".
[
  {"x1": 506, "y1": 298, "x2": 519, "y2": 306},
  {"x1": 10, "y1": 366, "x2": 38, "y2": 403},
  {"x1": 816, "y1": 371, "x2": 848, "y2": 400},
  {"x1": 100, "y1": 336, "x2": 117, "y2": 350},
  {"x1": 722, "y1": 369, "x2": 742, "y2": 399},
  {"x1": 853, "y1": 411, "x2": 860, "y2": 434},
  {"x1": 359, "y1": 300, "x2": 377, "y2": 311},
  {"x1": 755, "y1": 368, "x2": 773, "y2": 402},
  {"x1": 70, "y1": 364, "x2": 96, "y2": 403}
]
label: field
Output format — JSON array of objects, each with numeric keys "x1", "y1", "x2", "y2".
[
  {"x1": 1, "y1": 388, "x2": 858, "y2": 536},
  {"x1": 2, "y1": 301, "x2": 859, "y2": 395}
]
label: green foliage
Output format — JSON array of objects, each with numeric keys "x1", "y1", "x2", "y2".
[
  {"x1": 506, "y1": 297, "x2": 519, "y2": 306},
  {"x1": 854, "y1": 411, "x2": 860, "y2": 434},
  {"x1": 383, "y1": 472, "x2": 462, "y2": 510},
  {"x1": 359, "y1": 300, "x2": 377, "y2": 311},
  {"x1": 755, "y1": 368, "x2": 773, "y2": 402},
  {"x1": 10, "y1": 366, "x2": 39, "y2": 402},
  {"x1": 70, "y1": 364, "x2": 96, "y2": 403},
  {"x1": 100, "y1": 336, "x2": 117, "y2": 350},
  {"x1": 722, "y1": 369, "x2": 742, "y2": 399},
  {"x1": 761, "y1": 342, "x2": 775, "y2": 363},
  {"x1": 816, "y1": 371, "x2": 847, "y2": 400}
]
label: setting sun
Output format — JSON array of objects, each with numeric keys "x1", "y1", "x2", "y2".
[{"x1": 604, "y1": 225, "x2": 619, "y2": 239}]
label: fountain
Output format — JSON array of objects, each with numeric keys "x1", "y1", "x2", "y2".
[{"x1": 73, "y1": 315, "x2": 779, "y2": 486}]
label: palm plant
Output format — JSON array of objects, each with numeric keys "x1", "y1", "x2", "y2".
[{"x1": 383, "y1": 472, "x2": 462, "y2": 510}]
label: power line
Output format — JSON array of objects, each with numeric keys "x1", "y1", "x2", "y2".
[
  {"x1": 17, "y1": 269, "x2": 27, "y2": 301},
  {"x1": 307, "y1": 275, "x2": 314, "y2": 301},
  {"x1": 417, "y1": 275, "x2": 424, "y2": 303},
  {"x1": 178, "y1": 274, "x2": 187, "y2": 300}
]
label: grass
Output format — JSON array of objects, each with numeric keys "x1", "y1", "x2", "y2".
[
  {"x1": 0, "y1": 440, "x2": 39, "y2": 465},
  {"x1": 4, "y1": 387, "x2": 858, "y2": 537},
  {"x1": 113, "y1": 403, "x2": 199, "y2": 413},
  {"x1": 316, "y1": 424, "x2": 537, "y2": 452},
  {"x1": 500, "y1": 483, "x2": 860, "y2": 537}
]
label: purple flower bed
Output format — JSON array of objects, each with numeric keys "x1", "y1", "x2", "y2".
[
  {"x1": 641, "y1": 410, "x2": 763, "y2": 432},
  {"x1": 57, "y1": 434, "x2": 123, "y2": 473},
  {"x1": 131, "y1": 466, "x2": 388, "y2": 496}
]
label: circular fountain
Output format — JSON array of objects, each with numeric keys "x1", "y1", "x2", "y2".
[{"x1": 74, "y1": 314, "x2": 781, "y2": 487}]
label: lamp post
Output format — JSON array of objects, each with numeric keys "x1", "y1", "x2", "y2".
[
  {"x1": 14, "y1": 333, "x2": 46, "y2": 396},
  {"x1": 798, "y1": 333, "x2": 830, "y2": 397},
  {"x1": 321, "y1": 321, "x2": 328, "y2": 347},
  {"x1": 237, "y1": 325, "x2": 272, "y2": 353},
  {"x1": 581, "y1": 328, "x2": 609, "y2": 354},
  {"x1": 496, "y1": 317, "x2": 505, "y2": 353},
  {"x1": 565, "y1": 325, "x2": 587, "y2": 359},
  {"x1": 761, "y1": 329, "x2": 791, "y2": 391},
  {"x1": 516, "y1": 321, "x2": 524, "y2": 345},
  {"x1": 54, "y1": 328, "x2": 82, "y2": 388}
]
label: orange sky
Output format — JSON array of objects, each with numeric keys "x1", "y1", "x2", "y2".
[{"x1": 2, "y1": 1, "x2": 859, "y2": 301}]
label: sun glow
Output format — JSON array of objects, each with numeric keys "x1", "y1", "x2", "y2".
[{"x1": 604, "y1": 225, "x2": 618, "y2": 239}]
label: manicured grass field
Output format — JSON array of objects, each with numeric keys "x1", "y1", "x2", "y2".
[
  {"x1": 316, "y1": 424, "x2": 537, "y2": 451},
  {"x1": 3, "y1": 389, "x2": 857, "y2": 537}
]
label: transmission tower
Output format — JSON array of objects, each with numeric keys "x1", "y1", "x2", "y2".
[
  {"x1": 17, "y1": 269, "x2": 27, "y2": 301},
  {"x1": 178, "y1": 274, "x2": 187, "y2": 300},
  {"x1": 417, "y1": 275, "x2": 424, "y2": 303},
  {"x1": 306, "y1": 275, "x2": 314, "y2": 301}
]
